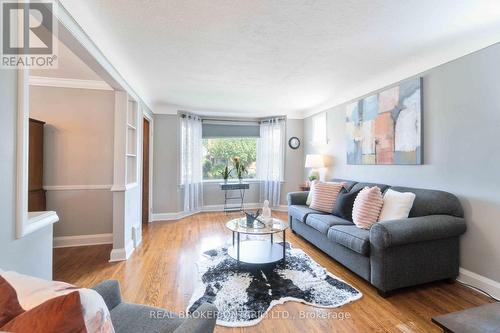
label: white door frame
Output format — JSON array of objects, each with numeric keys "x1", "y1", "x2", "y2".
[{"x1": 141, "y1": 108, "x2": 154, "y2": 223}]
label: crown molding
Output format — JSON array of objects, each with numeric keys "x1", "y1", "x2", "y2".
[{"x1": 29, "y1": 76, "x2": 113, "y2": 91}]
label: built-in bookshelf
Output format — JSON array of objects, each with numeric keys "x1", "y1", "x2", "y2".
[{"x1": 126, "y1": 99, "x2": 138, "y2": 185}]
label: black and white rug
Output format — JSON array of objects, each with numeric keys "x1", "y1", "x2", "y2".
[{"x1": 187, "y1": 242, "x2": 362, "y2": 327}]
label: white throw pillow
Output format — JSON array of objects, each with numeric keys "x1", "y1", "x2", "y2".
[
  {"x1": 306, "y1": 181, "x2": 317, "y2": 206},
  {"x1": 378, "y1": 189, "x2": 416, "y2": 221}
]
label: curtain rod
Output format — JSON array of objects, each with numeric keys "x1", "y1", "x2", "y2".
[
  {"x1": 202, "y1": 116, "x2": 286, "y2": 124},
  {"x1": 202, "y1": 118, "x2": 259, "y2": 123}
]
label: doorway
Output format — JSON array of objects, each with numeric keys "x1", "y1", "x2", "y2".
[{"x1": 142, "y1": 118, "x2": 150, "y2": 225}]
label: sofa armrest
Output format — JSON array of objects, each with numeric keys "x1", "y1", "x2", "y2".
[
  {"x1": 92, "y1": 280, "x2": 122, "y2": 311},
  {"x1": 370, "y1": 215, "x2": 466, "y2": 249},
  {"x1": 173, "y1": 303, "x2": 218, "y2": 333},
  {"x1": 287, "y1": 191, "x2": 309, "y2": 206}
]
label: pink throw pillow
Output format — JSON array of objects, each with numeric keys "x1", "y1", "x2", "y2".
[
  {"x1": 352, "y1": 186, "x2": 384, "y2": 229},
  {"x1": 309, "y1": 181, "x2": 345, "y2": 213}
]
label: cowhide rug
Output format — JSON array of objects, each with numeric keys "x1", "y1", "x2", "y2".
[{"x1": 187, "y1": 242, "x2": 362, "y2": 327}]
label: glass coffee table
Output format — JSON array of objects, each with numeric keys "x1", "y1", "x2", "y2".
[{"x1": 226, "y1": 217, "x2": 288, "y2": 264}]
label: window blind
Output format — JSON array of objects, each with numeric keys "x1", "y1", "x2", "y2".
[{"x1": 202, "y1": 123, "x2": 260, "y2": 138}]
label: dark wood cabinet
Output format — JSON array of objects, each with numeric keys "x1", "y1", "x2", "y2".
[
  {"x1": 28, "y1": 118, "x2": 46, "y2": 212},
  {"x1": 299, "y1": 185, "x2": 311, "y2": 191}
]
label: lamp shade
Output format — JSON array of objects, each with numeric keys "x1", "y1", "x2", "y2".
[{"x1": 305, "y1": 154, "x2": 324, "y2": 168}]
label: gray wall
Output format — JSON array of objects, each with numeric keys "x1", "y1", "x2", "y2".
[
  {"x1": 304, "y1": 43, "x2": 500, "y2": 283},
  {"x1": 153, "y1": 115, "x2": 181, "y2": 213},
  {"x1": 30, "y1": 86, "x2": 114, "y2": 237},
  {"x1": 281, "y1": 119, "x2": 304, "y2": 202},
  {"x1": 0, "y1": 71, "x2": 53, "y2": 279},
  {"x1": 153, "y1": 116, "x2": 303, "y2": 213}
]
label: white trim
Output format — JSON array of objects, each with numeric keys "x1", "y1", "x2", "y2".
[
  {"x1": 202, "y1": 203, "x2": 261, "y2": 212},
  {"x1": 132, "y1": 224, "x2": 142, "y2": 248},
  {"x1": 112, "y1": 91, "x2": 128, "y2": 192},
  {"x1": 151, "y1": 203, "x2": 288, "y2": 221},
  {"x1": 110, "y1": 185, "x2": 126, "y2": 192},
  {"x1": 109, "y1": 240, "x2": 135, "y2": 262},
  {"x1": 142, "y1": 109, "x2": 154, "y2": 223},
  {"x1": 29, "y1": 76, "x2": 112, "y2": 91},
  {"x1": 274, "y1": 205, "x2": 289, "y2": 212},
  {"x1": 44, "y1": 185, "x2": 112, "y2": 191},
  {"x1": 151, "y1": 210, "x2": 200, "y2": 222},
  {"x1": 16, "y1": 56, "x2": 59, "y2": 237},
  {"x1": 126, "y1": 183, "x2": 138, "y2": 190},
  {"x1": 458, "y1": 268, "x2": 500, "y2": 300},
  {"x1": 25, "y1": 212, "x2": 60, "y2": 236},
  {"x1": 202, "y1": 179, "x2": 262, "y2": 184},
  {"x1": 16, "y1": 63, "x2": 30, "y2": 238},
  {"x1": 53, "y1": 233, "x2": 113, "y2": 248}
]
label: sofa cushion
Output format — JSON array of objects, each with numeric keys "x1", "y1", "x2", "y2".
[
  {"x1": 351, "y1": 182, "x2": 389, "y2": 193},
  {"x1": 327, "y1": 225, "x2": 370, "y2": 256},
  {"x1": 111, "y1": 303, "x2": 183, "y2": 333},
  {"x1": 330, "y1": 178, "x2": 357, "y2": 191},
  {"x1": 289, "y1": 205, "x2": 324, "y2": 223},
  {"x1": 332, "y1": 188, "x2": 362, "y2": 221},
  {"x1": 390, "y1": 186, "x2": 464, "y2": 218},
  {"x1": 306, "y1": 214, "x2": 352, "y2": 234}
]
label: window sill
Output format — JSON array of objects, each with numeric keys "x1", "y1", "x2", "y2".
[
  {"x1": 178, "y1": 180, "x2": 285, "y2": 187},
  {"x1": 203, "y1": 179, "x2": 261, "y2": 184}
]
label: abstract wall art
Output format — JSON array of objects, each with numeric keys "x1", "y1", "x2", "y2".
[{"x1": 346, "y1": 78, "x2": 422, "y2": 165}]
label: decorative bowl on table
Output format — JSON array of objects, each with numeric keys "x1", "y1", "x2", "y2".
[{"x1": 240, "y1": 210, "x2": 266, "y2": 228}]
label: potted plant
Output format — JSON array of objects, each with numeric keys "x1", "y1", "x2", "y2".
[
  {"x1": 308, "y1": 174, "x2": 318, "y2": 186},
  {"x1": 219, "y1": 165, "x2": 231, "y2": 182},
  {"x1": 232, "y1": 156, "x2": 247, "y2": 181}
]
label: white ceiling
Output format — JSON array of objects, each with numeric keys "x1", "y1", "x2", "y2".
[{"x1": 59, "y1": 0, "x2": 500, "y2": 118}]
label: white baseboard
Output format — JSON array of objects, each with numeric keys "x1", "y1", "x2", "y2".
[
  {"x1": 201, "y1": 203, "x2": 261, "y2": 212},
  {"x1": 151, "y1": 210, "x2": 199, "y2": 221},
  {"x1": 109, "y1": 240, "x2": 135, "y2": 262},
  {"x1": 458, "y1": 267, "x2": 500, "y2": 300},
  {"x1": 273, "y1": 205, "x2": 288, "y2": 212},
  {"x1": 53, "y1": 233, "x2": 113, "y2": 248},
  {"x1": 151, "y1": 203, "x2": 288, "y2": 222}
]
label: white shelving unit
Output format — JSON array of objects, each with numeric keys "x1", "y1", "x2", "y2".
[{"x1": 126, "y1": 99, "x2": 138, "y2": 185}]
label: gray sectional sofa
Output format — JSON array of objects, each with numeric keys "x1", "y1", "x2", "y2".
[{"x1": 287, "y1": 179, "x2": 467, "y2": 296}]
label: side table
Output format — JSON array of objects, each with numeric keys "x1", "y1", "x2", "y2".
[{"x1": 219, "y1": 182, "x2": 250, "y2": 212}]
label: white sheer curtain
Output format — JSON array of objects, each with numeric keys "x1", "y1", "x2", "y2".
[
  {"x1": 180, "y1": 114, "x2": 203, "y2": 212},
  {"x1": 257, "y1": 118, "x2": 285, "y2": 206}
]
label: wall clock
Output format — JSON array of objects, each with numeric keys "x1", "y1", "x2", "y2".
[{"x1": 288, "y1": 136, "x2": 301, "y2": 149}]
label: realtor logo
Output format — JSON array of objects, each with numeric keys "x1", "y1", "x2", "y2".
[{"x1": 1, "y1": 0, "x2": 58, "y2": 68}]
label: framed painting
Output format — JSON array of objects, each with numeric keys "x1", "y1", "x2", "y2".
[{"x1": 346, "y1": 77, "x2": 422, "y2": 165}]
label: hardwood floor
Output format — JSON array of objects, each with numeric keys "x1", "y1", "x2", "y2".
[{"x1": 54, "y1": 212, "x2": 492, "y2": 332}]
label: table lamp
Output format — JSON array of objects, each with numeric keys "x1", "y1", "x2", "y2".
[{"x1": 305, "y1": 154, "x2": 324, "y2": 181}]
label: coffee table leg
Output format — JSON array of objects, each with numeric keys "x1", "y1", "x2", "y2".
[
  {"x1": 282, "y1": 230, "x2": 286, "y2": 261},
  {"x1": 232, "y1": 231, "x2": 235, "y2": 245},
  {"x1": 237, "y1": 232, "x2": 240, "y2": 262},
  {"x1": 271, "y1": 233, "x2": 273, "y2": 243}
]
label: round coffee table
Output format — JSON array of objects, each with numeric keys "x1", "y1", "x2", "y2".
[{"x1": 226, "y1": 217, "x2": 288, "y2": 264}]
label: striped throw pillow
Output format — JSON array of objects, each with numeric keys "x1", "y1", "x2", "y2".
[
  {"x1": 352, "y1": 186, "x2": 384, "y2": 229},
  {"x1": 309, "y1": 181, "x2": 345, "y2": 213}
]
